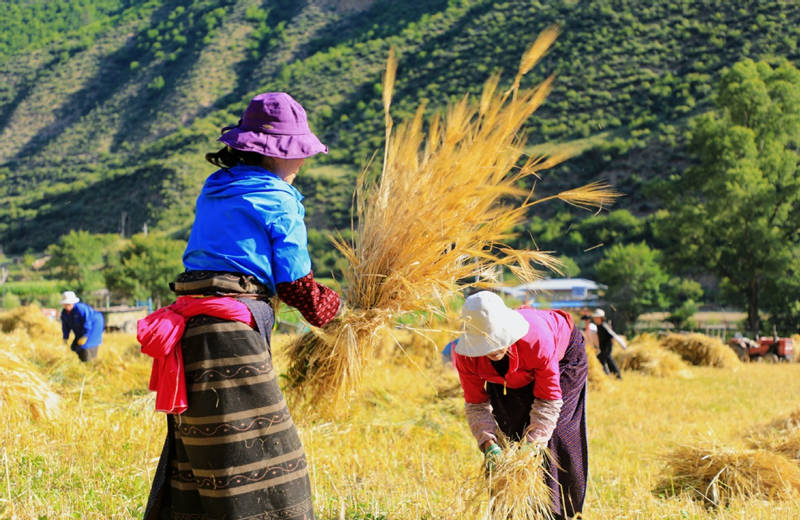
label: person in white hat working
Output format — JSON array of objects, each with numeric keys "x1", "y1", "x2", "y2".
[
  {"x1": 59, "y1": 290, "x2": 104, "y2": 362},
  {"x1": 452, "y1": 291, "x2": 588, "y2": 520},
  {"x1": 584, "y1": 308, "x2": 627, "y2": 379}
]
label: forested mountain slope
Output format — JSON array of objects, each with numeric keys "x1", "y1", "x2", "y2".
[{"x1": 1, "y1": 0, "x2": 798, "y2": 255}]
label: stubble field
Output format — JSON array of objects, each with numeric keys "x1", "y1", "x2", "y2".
[{"x1": 1, "y1": 309, "x2": 799, "y2": 519}]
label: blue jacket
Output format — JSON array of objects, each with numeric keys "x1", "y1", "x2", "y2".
[
  {"x1": 183, "y1": 165, "x2": 312, "y2": 293},
  {"x1": 61, "y1": 302, "x2": 104, "y2": 349}
]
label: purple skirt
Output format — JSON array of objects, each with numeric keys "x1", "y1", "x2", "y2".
[{"x1": 486, "y1": 327, "x2": 588, "y2": 519}]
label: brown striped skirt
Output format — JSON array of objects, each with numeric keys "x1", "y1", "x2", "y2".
[{"x1": 144, "y1": 301, "x2": 314, "y2": 520}]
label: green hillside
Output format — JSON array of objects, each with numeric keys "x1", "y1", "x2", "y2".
[{"x1": 1, "y1": 0, "x2": 799, "y2": 260}]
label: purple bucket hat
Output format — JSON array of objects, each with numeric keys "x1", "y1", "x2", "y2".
[{"x1": 218, "y1": 92, "x2": 328, "y2": 159}]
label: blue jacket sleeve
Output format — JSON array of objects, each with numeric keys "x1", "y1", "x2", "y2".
[
  {"x1": 74, "y1": 304, "x2": 90, "y2": 338},
  {"x1": 269, "y1": 212, "x2": 313, "y2": 284}
]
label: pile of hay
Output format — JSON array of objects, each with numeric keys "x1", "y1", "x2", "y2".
[
  {"x1": 661, "y1": 333, "x2": 740, "y2": 368},
  {"x1": 655, "y1": 444, "x2": 800, "y2": 505},
  {"x1": 585, "y1": 342, "x2": 611, "y2": 392},
  {"x1": 284, "y1": 28, "x2": 618, "y2": 406},
  {"x1": 0, "y1": 304, "x2": 60, "y2": 337},
  {"x1": 0, "y1": 348, "x2": 60, "y2": 422},
  {"x1": 465, "y1": 442, "x2": 553, "y2": 520},
  {"x1": 617, "y1": 333, "x2": 691, "y2": 377},
  {"x1": 746, "y1": 408, "x2": 800, "y2": 460},
  {"x1": 752, "y1": 431, "x2": 800, "y2": 461},
  {"x1": 0, "y1": 306, "x2": 64, "y2": 366}
]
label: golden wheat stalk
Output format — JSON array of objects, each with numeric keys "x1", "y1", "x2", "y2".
[
  {"x1": 464, "y1": 442, "x2": 554, "y2": 520},
  {"x1": 284, "y1": 26, "x2": 619, "y2": 407},
  {"x1": 0, "y1": 347, "x2": 61, "y2": 422}
]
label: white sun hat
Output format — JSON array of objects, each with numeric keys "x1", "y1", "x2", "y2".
[
  {"x1": 591, "y1": 308, "x2": 605, "y2": 318},
  {"x1": 60, "y1": 291, "x2": 80, "y2": 305},
  {"x1": 455, "y1": 291, "x2": 530, "y2": 357}
]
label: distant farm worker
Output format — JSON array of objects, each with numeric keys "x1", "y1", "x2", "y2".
[
  {"x1": 584, "y1": 308, "x2": 627, "y2": 379},
  {"x1": 139, "y1": 92, "x2": 339, "y2": 520},
  {"x1": 452, "y1": 291, "x2": 588, "y2": 520},
  {"x1": 59, "y1": 290, "x2": 104, "y2": 362}
]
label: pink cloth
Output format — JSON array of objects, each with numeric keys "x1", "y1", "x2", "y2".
[
  {"x1": 137, "y1": 296, "x2": 255, "y2": 414},
  {"x1": 454, "y1": 307, "x2": 574, "y2": 403}
]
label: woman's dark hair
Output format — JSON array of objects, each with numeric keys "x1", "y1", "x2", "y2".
[{"x1": 205, "y1": 146, "x2": 269, "y2": 169}]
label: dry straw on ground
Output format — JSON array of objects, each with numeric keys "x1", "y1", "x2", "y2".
[
  {"x1": 655, "y1": 444, "x2": 800, "y2": 506},
  {"x1": 745, "y1": 408, "x2": 800, "y2": 460},
  {"x1": 284, "y1": 27, "x2": 618, "y2": 406},
  {"x1": 661, "y1": 333, "x2": 741, "y2": 368},
  {"x1": 465, "y1": 442, "x2": 553, "y2": 520},
  {"x1": 0, "y1": 306, "x2": 64, "y2": 367},
  {"x1": 585, "y1": 341, "x2": 611, "y2": 391},
  {"x1": 0, "y1": 303, "x2": 60, "y2": 337},
  {"x1": 0, "y1": 347, "x2": 60, "y2": 422},
  {"x1": 617, "y1": 333, "x2": 691, "y2": 377}
]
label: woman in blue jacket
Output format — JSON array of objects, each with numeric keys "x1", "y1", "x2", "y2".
[{"x1": 60, "y1": 290, "x2": 104, "y2": 362}]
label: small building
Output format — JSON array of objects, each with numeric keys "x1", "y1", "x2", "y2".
[{"x1": 498, "y1": 278, "x2": 605, "y2": 309}]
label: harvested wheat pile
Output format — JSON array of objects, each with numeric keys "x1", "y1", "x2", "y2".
[
  {"x1": 284, "y1": 28, "x2": 617, "y2": 407},
  {"x1": 0, "y1": 325, "x2": 64, "y2": 367},
  {"x1": 585, "y1": 342, "x2": 611, "y2": 392},
  {"x1": 655, "y1": 444, "x2": 800, "y2": 505},
  {"x1": 746, "y1": 408, "x2": 800, "y2": 460},
  {"x1": 0, "y1": 304, "x2": 60, "y2": 337},
  {"x1": 752, "y1": 431, "x2": 800, "y2": 460},
  {"x1": 0, "y1": 347, "x2": 60, "y2": 422},
  {"x1": 618, "y1": 333, "x2": 691, "y2": 377},
  {"x1": 661, "y1": 333, "x2": 740, "y2": 368},
  {"x1": 793, "y1": 335, "x2": 800, "y2": 362},
  {"x1": 465, "y1": 442, "x2": 553, "y2": 519}
]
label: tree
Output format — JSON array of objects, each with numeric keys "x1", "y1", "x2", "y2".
[
  {"x1": 557, "y1": 255, "x2": 581, "y2": 278},
  {"x1": 595, "y1": 242, "x2": 671, "y2": 334},
  {"x1": 656, "y1": 59, "x2": 800, "y2": 335},
  {"x1": 663, "y1": 278, "x2": 703, "y2": 331},
  {"x1": 45, "y1": 230, "x2": 118, "y2": 294},
  {"x1": 760, "y1": 247, "x2": 800, "y2": 333},
  {"x1": 105, "y1": 234, "x2": 185, "y2": 306}
]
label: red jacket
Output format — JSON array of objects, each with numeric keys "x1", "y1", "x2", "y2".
[
  {"x1": 454, "y1": 307, "x2": 574, "y2": 403},
  {"x1": 137, "y1": 296, "x2": 255, "y2": 414}
]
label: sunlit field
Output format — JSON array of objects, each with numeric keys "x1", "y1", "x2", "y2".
[{"x1": 2, "y1": 307, "x2": 799, "y2": 519}]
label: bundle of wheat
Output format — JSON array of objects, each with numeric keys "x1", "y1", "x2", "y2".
[
  {"x1": 617, "y1": 333, "x2": 691, "y2": 377},
  {"x1": 655, "y1": 444, "x2": 800, "y2": 505},
  {"x1": 746, "y1": 408, "x2": 800, "y2": 460},
  {"x1": 768, "y1": 408, "x2": 800, "y2": 431},
  {"x1": 793, "y1": 335, "x2": 800, "y2": 362},
  {"x1": 465, "y1": 442, "x2": 553, "y2": 520},
  {"x1": 661, "y1": 333, "x2": 740, "y2": 368},
  {"x1": 0, "y1": 304, "x2": 60, "y2": 337},
  {"x1": 751, "y1": 431, "x2": 800, "y2": 460},
  {"x1": 284, "y1": 28, "x2": 618, "y2": 405},
  {"x1": 1, "y1": 325, "x2": 63, "y2": 369},
  {"x1": 0, "y1": 347, "x2": 60, "y2": 422},
  {"x1": 585, "y1": 341, "x2": 611, "y2": 392}
]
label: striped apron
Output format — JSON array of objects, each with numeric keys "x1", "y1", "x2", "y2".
[{"x1": 144, "y1": 273, "x2": 313, "y2": 520}]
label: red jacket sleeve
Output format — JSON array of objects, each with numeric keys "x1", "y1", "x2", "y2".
[{"x1": 275, "y1": 271, "x2": 340, "y2": 327}]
